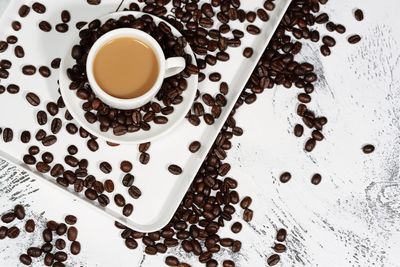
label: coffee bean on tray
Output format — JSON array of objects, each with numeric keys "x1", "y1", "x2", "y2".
[{"x1": 168, "y1": 164, "x2": 182, "y2": 175}]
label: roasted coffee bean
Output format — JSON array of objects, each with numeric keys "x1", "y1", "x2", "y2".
[
  {"x1": 61, "y1": 10, "x2": 71, "y2": 23},
  {"x1": 26, "y1": 92, "x2": 40, "y2": 106},
  {"x1": 139, "y1": 142, "x2": 150, "y2": 153},
  {"x1": 14, "y1": 204, "x2": 25, "y2": 220},
  {"x1": 84, "y1": 188, "x2": 97, "y2": 200},
  {"x1": 46, "y1": 102, "x2": 58, "y2": 116},
  {"x1": 12, "y1": 21, "x2": 22, "y2": 31},
  {"x1": 246, "y1": 11, "x2": 256, "y2": 22},
  {"x1": 53, "y1": 262, "x2": 65, "y2": 267},
  {"x1": 67, "y1": 226, "x2": 78, "y2": 241},
  {"x1": 240, "y1": 196, "x2": 252, "y2": 209},
  {"x1": 7, "y1": 226, "x2": 20, "y2": 238},
  {"x1": 114, "y1": 194, "x2": 126, "y2": 207},
  {"x1": 0, "y1": 68, "x2": 9, "y2": 80},
  {"x1": 0, "y1": 85, "x2": 5, "y2": 94},
  {"x1": 42, "y1": 135, "x2": 57, "y2": 146},
  {"x1": 243, "y1": 208, "x2": 253, "y2": 222},
  {"x1": 120, "y1": 161, "x2": 133, "y2": 172},
  {"x1": 32, "y1": 2, "x2": 46, "y2": 14},
  {"x1": 99, "y1": 161, "x2": 112, "y2": 173},
  {"x1": 66, "y1": 123, "x2": 78, "y2": 134},
  {"x1": 70, "y1": 241, "x2": 81, "y2": 255},
  {"x1": 54, "y1": 251, "x2": 68, "y2": 262},
  {"x1": 168, "y1": 164, "x2": 182, "y2": 175},
  {"x1": 36, "y1": 162, "x2": 50, "y2": 173},
  {"x1": 44, "y1": 253, "x2": 54, "y2": 266},
  {"x1": 87, "y1": 139, "x2": 99, "y2": 151},
  {"x1": 165, "y1": 255, "x2": 179, "y2": 266},
  {"x1": 0, "y1": 41, "x2": 8, "y2": 53},
  {"x1": 312, "y1": 130, "x2": 324, "y2": 141},
  {"x1": 56, "y1": 23, "x2": 69, "y2": 33},
  {"x1": 7, "y1": 84, "x2": 19, "y2": 94},
  {"x1": 322, "y1": 36, "x2": 336, "y2": 47},
  {"x1": 189, "y1": 141, "x2": 201, "y2": 153},
  {"x1": 267, "y1": 254, "x2": 280, "y2": 266},
  {"x1": 19, "y1": 5, "x2": 30, "y2": 17},
  {"x1": 15, "y1": 45, "x2": 24, "y2": 58},
  {"x1": 98, "y1": 194, "x2": 110, "y2": 207},
  {"x1": 128, "y1": 185, "x2": 142, "y2": 199},
  {"x1": 28, "y1": 145, "x2": 40, "y2": 155},
  {"x1": 348, "y1": 34, "x2": 361, "y2": 44},
  {"x1": 37, "y1": 110, "x2": 47, "y2": 125},
  {"x1": 39, "y1": 21, "x2": 52, "y2": 32},
  {"x1": 257, "y1": 8, "x2": 269, "y2": 21},
  {"x1": 51, "y1": 58, "x2": 61, "y2": 69},
  {"x1": 87, "y1": 0, "x2": 101, "y2": 5},
  {"x1": 298, "y1": 93, "x2": 311, "y2": 103},
  {"x1": 19, "y1": 254, "x2": 32, "y2": 265},
  {"x1": 50, "y1": 164, "x2": 64, "y2": 177},
  {"x1": 294, "y1": 124, "x2": 304, "y2": 137},
  {"x1": 123, "y1": 203, "x2": 134, "y2": 217},
  {"x1": 20, "y1": 131, "x2": 31, "y2": 143},
  {"x1": 125, "y1": 238, "x2": 138, "y2": 249},
  {"x1": 66, "y1": 145, "x2": 78, "y2": 155},
  {"x1": 65, "y1": 215, "x2": 77, "y2": 225},
  {"x1": 276, "y1": 228, "x2": 287, "y2": 242},
  {"x1": 354, "y1": 9, "x2": 364, "y2": 21},
  {"x1": 42, "y1": 228, "x2": 52, "y2": 242},
  {"x1": 122, "y1": 174, "x2": 135, "y2": 187},
  {"x1": 6, "y1": 35, "x2": 18, "y2": 44},
  {"x1": 315, "y1": 13, "x2": 329, "y2": 24},
  {"x1": 209, "y1": 72, "x2": 221, "y2": 82},
  {"x1": 335, "y1": 24, "x2": 346, "y2": 34},
  {"x1": 56, "y1": 223, "x2": 67, "y2": 236},
  {"x1": 1, "y1": 212, "x2": 16, "y2": 223},
  {"x1": 272, "y1": 243, "x2": 287, "y2": 253},
  {"x1": 0, "y1": 59, "x2": 11, "y2": 69},
  {"x1": 0, "y1": 226, "x2": 7, "y2": 239},
  {"x1": 362, "y1": 144, "x2": 375, "y2": 154},
  {"x1": 243, "y1": 47, "x2": 253, "y2": 58},
  {"x1": 247, "y1": 25, "x2": 261, "y2": 35},
  {"x1": 305, "y1": 138, "x2": 316, "y2": 152},
  {"x1": 231, "y1": 222, "x2": 242, "y2": 233},
  {"x1": 25, "y1": 219, "x2": 35, "y2": 232},
  {"x1": 279, "y1": 172, "x2": 291, "y2": 183},
  {"x1": 104, "y1": 179, "x2": 114, "y2": 193},
  {"x1": 23, "y1": 154, "x2": 36, "y2": 165},
  {"x1": 55, "y1": 238, "x2": 66, "y2": 250},
  {"x1": 3, "y1": 128, "x2": 13, "y2": 142},
  {"x1": 223, "y1": 260, "x2": 235, "y2": 267},
  {"x1": 27, "y1": 247, "x2": 42, "y2": 257},
  {"x1": 35, "y1": 129, "x2": 46, "y2": 141},
  {"x1": 311, "y1": 173, "x2": 322, "y2": 185},
  {"x1": 39, "y1": 66, "x2": 51, "y2": 77}
]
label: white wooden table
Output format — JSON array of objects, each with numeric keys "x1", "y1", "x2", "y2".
[{"x1": 1, "y1": 0, "x2": 400, "y2": 266}]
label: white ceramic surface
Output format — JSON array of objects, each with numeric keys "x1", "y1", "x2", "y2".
[{"x1": 61, "y1": 12, "x2": 197, "y2": 144}]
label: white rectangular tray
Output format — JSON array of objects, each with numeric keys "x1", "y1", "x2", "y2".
[{"x1": 0, "y1": 0, "x2": 291, "y2": 232}]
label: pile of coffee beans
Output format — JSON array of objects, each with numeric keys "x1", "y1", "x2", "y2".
[
  {"x1": 1, "y1": 205, "x2": 81, "y2": 266},
  {"x1": 68, "y1": 14, "x2": 197, "y2": 136}
]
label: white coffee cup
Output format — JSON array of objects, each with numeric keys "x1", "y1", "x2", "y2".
[{"x1": 86, "y1": 28, "x2": 186, "y2": 110}]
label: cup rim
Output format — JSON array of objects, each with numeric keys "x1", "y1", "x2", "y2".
[{"x1": 86, "y1": 28, "x2": 166, "y2": 109}]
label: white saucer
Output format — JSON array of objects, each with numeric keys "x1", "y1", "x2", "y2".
[{"x1": 59, "y1": 11, "x2": 198, "y2": 145}]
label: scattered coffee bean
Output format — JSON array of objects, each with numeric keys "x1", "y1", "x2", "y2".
[
  {"x1": 25, "y1": 219, "x2": 35, "y2": 232},
  {"x1": 39, "y1": 66, "x2": 51, "y2": 77},
  {"x1": 19, "y1": 254, "x2": 32, "y2": 265},
  {"x1": 3, "y1": 128, "x2": 13, "y2": 142},
  {"x1": 120, "y1": 161, "x2": 133, "y2": 173},
  {"x1": 348, "y1": 34, "x2": 361, "y2": 44},
  {"x1": 243, "y1": 47, "x2": 253, "y2": 58},
  {"x1": 209, "y1": 72, "x2": 221, "y2": 82},
  {"x1": 15, "y1": 45, "x2": 25, "y2": 58},
  {"x1": 67, "y1": 226, "x2": 78, "y2": 241},
  {"x1": 128, "y1": 185, "x2": 142, "y2": 199},
  {"x1": 26, "y1": 92, "x2": 40, "y2": 106},
  {"x1": 122, "y1": 204, "x2": 134, "y2": 217},
  {"x1": 114, "y1": 194, "x2": 126, "y2": 207},
  {"x1": 56, "y1": 23, "x2": 69, "y2": 33},
  {"x1": 267, "y1": 254, "x2": 280, "y2": 266},
  {"x1": 362, "y1": 144, "x2": 375, "y2": 154},
  {"x1": 189, "y1": 141, "x2": 201, "y2": 153},
  {"x1": 70, "y1": 241, "x2": 81, "y2": 255},
  {"x1": 104, "y1": 180, "x2": 114, "y2": 193},
  {"x1": 240, "y1": 196, "x2": 252, "y2": 209},
  {"x1": 14, "y1": 204, "x2": 25, "y2": 220},
  {"x1": 39, "y1": 21, "x2": 52, "y2": 32},
  {"x1": 311, "y1": 173, "x2": 322, "y2": 185},
  {"x1": 7, "y1": 226, "x2": 20, "y2": 238},
  {"x1": 243, "y1": 208, "x2": 253, "y2": 222},
  {"x1": 12, "y1": 21, "x2": 21, "y2": 31},
  {"x1": 276, "y1": 228, "x2": 287, "y2": 242},
  {"x1": 279, "y1": 172, "x2": 291, "y2": 183},
  {"x1": 18, "y1": 5, "x2": 30, "y2": 17},
  {"x1": 20, "y1": 131, "x2": 31, "y2": 143},
  {"x1": 61, "y1": 10, "x2": 71, "y2": 23},
  {"x1": 99, "y1": 161, "x2": 112, "y2": 173},
  {"x1": 354, "y1": 9, "x2": 364, "y2": 21},
  {"x1": 165, "y1": 255, "x2": 180, "y2": 266},
  {"x1": 122, "y1": 174, "x2": 135, "y2": 187},
  {"x1": 231, "y1": 222, "x2": 242, "y2": 233},
  {"x1": 6, "y1": 35, "x2": 18, "y2": 44},
  {"x1": 304, "y1": 138, "x2": 316, "y2": 152},
  {"x1": 7, "y1": 84, "x2": 20, "y2": 94},
  {"x1": 168, "y1": 164, "x2": 182, "y2": 175}
]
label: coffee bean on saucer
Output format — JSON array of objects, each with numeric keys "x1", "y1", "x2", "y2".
[
  {"x1": 168, "y1": 164, "x2": 182, "y2": 175},
  {"x1": 32, "y1": 2, "x2": 46, "y2": 14},
  {"x1": 39, "y1": 21, "x2": 52, "y2": 32}
]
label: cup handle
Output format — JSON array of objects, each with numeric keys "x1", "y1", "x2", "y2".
[{"x1": 165, "y1": 57, "x2": 186, "y2": 78}]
